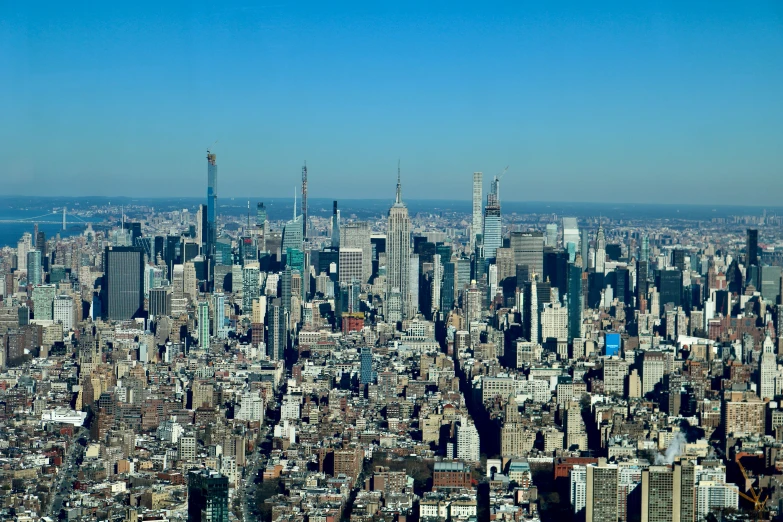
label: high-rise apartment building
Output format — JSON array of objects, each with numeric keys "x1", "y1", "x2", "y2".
[
  {"x1": 642, "y1": 466, "x2": 673, "y2": 522},
  {"x1": 586, "y1": 461, "x2": 619, "y2": 522},
  {"x1": 472, "y1": 172, "x2": 483, "y2": 250},
  {"x1": 456, "y1": 416, "x2": 480, "y2": 462},
  {"x1": 206, "y1": 152, "x2": 218, "y2": 259},
  {"x1": 26, "y1": 250, "x2": 42, "y2": 286},
  {"x1": 387, "y1": 170, "x2": 411, "y2": 319}
]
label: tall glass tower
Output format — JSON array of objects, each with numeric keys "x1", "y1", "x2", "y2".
[
  {"x1": 483, "y1": 187, "x2": 502, "y2": 260},
  {"x1": 206, "y1": 152, "x2": 218, "y2": 257}
]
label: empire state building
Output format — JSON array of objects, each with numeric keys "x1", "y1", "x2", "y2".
[{"x1": 387, "y1": 165, "x2": 411, "y2": 322}]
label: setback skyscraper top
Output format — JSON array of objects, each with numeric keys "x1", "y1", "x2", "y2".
[{"x1": 387, "y1": 165, "x2": 411, "y2": 321}]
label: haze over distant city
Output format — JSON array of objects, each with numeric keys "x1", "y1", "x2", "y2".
[{"x1": 2, "y1": 2, "x2": 782, "y2": 204}]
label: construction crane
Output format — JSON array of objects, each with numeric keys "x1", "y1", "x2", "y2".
[
  {"x1": 736, "y1": 453, "x2": 768, "y2": 521},
  {"x1": 491, "y1": 166, "x2": 509, "y2": 199}
]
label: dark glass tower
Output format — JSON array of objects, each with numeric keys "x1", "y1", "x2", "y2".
[
  {"x1": 567, "y1": 260, "x2": 583, "y2": 341},
  {"x1": 102, "y1": 246, "x2": 144, "y2": 321},
  {"x1": 747, "y1": 229, "x2": 759, "y2": 267},
  {"x1": 207, "y1": 152, "x2": 218, "y2": 258},
  {"x1": 187, "y1": 468, "x2": 229, "y2": 522}
]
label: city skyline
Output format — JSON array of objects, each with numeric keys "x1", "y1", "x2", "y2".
[{"x1": 3, "y1": 2, "x2": 782, "y2": 204}]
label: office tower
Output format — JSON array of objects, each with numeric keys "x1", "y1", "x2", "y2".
[
  {"x1": 387, "y1": 167, "x2": 411, "y2": 320},
  {"x1": 672, "y1": 249, "x2": 686, "y2": 273},
  {"x1": 149, "y1": 287, "x2": 170, "y2": 317},
  {"x1": 26, "y1": 249, "x2": 42, "y2": 286},
  {"x1": 256, "y1": 202, "x2": 267, "y2": 228},
  {"x1": 760, "y1": 265, "x2": 782, "y2": 304},
  {"x1": 282, "y1": 204, "x2": 303, "y2": 265},
  {"x1": 472, "y1": 172, "x2": 483, "y2": 250},
  {"x1": 53, "y1": 295, "x2": 75, "y2": 330},
  {"x1": 206, "y1": 152, "x2": 218, "y2": 259},
  {"x1": 586, "y1": 462, "x2": 619, "y2": 522},
  {"x1": 31, "y1": 284, "x2": 55, "y2": 321},
  {"x1": 187, "y1": 468, "x2": 229, "y2": 522},
  {"x1": 642, "y1": 466, "x2": 674, "y2": 522},
  {"x1": 431, "y1": 254, "x2": 443, "y2": 316},
  {"x1": 640, "y1": 235, "x2": 650, "y2": 261},
  {"x1": 456, "y1": 417, "x2": 480, "y2": 462},
  {"x1": 242, "y1": 266, "x2": 260, "y2": 314},
  {"x1": 747, "y1": 229, "x2": 759, "y2": 267},
  {"x1": 35, "y1": 230, "x2": 47, "y2": 270},
  {"x1": 641, "y1": 351, "x2": 665, "y2": 395},
  {"x1": 338, "y1": 248, "x2": 363, "y2": 285},
  {"x1": 483, "y1": 185, "x2": 502, "y2": 259},
  {"x1": 545, "y1": 223, "x2": 557, "y2": 247},
  {"x1": 198, "y1": 301, "x2": 210, "y2": 350},
  {"x1": 341, "y1": 222, "x2": 372, "y2": 283},
  {"x1": 103, "y1": 246, "x2": 144, "y2": 321},
  {"x1": 408, "y1": 254, "x2": 420, "y2": 319},
  {"x1": 455, "y1": 258, "x2": 471, "y2": 302},
  {"x1": 673, "y1": 461, "x2": 695, "y2": 522},
  {"x1": 658, "y1": 268, "x2": 683, "y2": 308},
  {"x1": 360, "y1": 347, "x2": 373, "y2": 385},
  {"x1": 567, "y1": 259, "x2": 583, "y2": 341},
  {"x1": 595, "y1": 223, "x2": 606, "y2": 274},
  {"x1": 759, "y1": 343, "x2": 776, "y2": 400},
  {"x1": 563, "y1": 217, "x2": 580, "y2": 251},
  {"x1": 441, "y1": 261, "x2": 456, "y2": 311},
  {"x1": 565, "y1": 400, "x2": 587, "y2": 450},
  {"x1": 510, "y1": 232, "x2": 544, "y2": 279},
  {"x1": 183, "y1": 261, "x2": 198, "y2": 301},
  {"x1": 525, "y1": 277, "x2": 539, "y2": 344},
  {"x1": 615, "y1": 267, "x2": 630, "y2": 303},
  {"x1": 331, "y1": 201, "x2": 340, "y2": 248},
  {"x1": 465, "y1": 281, "x2": 482, "y2": 323},
  {"x1": 195, "y1": 204, "x2": 207, "y2": 254},
  {"x1": 301, "y1": 162, "x2": 308, "y2": 238},
  {"x1": 541, "y1": 302, "x2": 568, "y2": 342},
  {"x1": 153, "y1": 236, "x2": 165, "y2": 262},
  {"x1": 267, "y1": 298, "x2": 287, "y2": 361}
]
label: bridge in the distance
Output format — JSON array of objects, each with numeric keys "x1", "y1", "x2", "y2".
[{"x1": 0, "y1": 208, "x2": 92, "y2": 228}]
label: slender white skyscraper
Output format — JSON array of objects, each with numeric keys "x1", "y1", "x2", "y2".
[
  {"x1": 472, "y1": 172, "x2": 483, "y2": 250},
  {"x1": 595, "y1": 222, "x2": 606, "y2": 274},
  {"x1": 387, "y1": 163, "x2": 411, "y2": 320}
]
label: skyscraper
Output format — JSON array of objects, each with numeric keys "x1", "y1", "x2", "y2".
[
  {"x1": 595, "y1": 223, "x2": 606, "y2": 274},
  {"x1": 198, "y1": 301, "x2": 210, "y2": 350},
  {"x1": 206, "y1": 152, "x2": 218, "y2": 258},
  {"x1": 26, "y1": 249, "x2": 42, "y2": 286},
  {"x1": 563, "y1": 217, "x2": 580, "y2": 252},
  {"x1": 187, "y1": 468, "x2": 229, "y2": 522},
  {"x1": 342, "y1": 222, "x2": 372, "y2": 283},
  {"x1": 510, "y1": 232, "x2": 544, "y2": 280},
  {"x1": 472, "y1": 172, "x2": 483, "y2": 250},
  {"x1": 567, "y1": 258, "x2": 583, "y2": 341},
  {"x1": 642, "y1": 466, "x2": 673, "y2": 522},
  {"x1": 360, "y1": 347, "x2": 373, "y2": 385},
  {"x1": 586, "y1": 462, "x2": 619, "y2": 522},
  {"x1": 268, "y1": 298, "x2": 287, "y2": 361},
  {"x1": 483, "y1": 184, "x2": 502, "y2": 260},
  {"x1": 103, "y1": 246, "x2": 144, "y2": 321},
  {"x1": 387, "y1": 166, "x2": 411, "y2": 320},
  {"x1": 747, "y1": 229, "x2": 759, "y2": 267},
  {"x1": 331, "y1": 201, "x2": 340, "y2": 248}
]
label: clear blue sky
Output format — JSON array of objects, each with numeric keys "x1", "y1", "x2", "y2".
[{"x1": 2, "y1": 1, "x2": 782, "y2": 205}]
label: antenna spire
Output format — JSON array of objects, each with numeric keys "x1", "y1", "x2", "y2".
[{"x1": 395, "y1": 159, "x2": 402, "y2": 204}]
